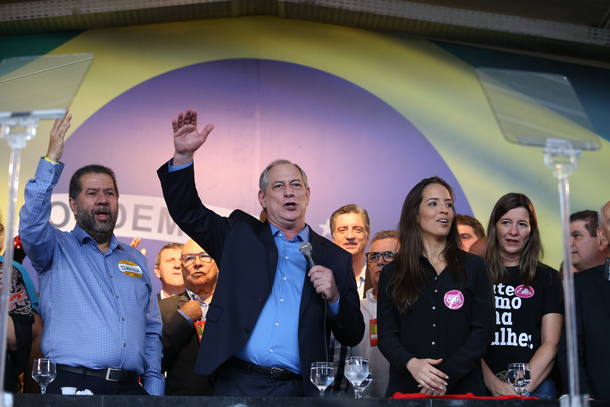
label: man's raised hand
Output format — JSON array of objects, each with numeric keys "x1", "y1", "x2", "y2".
[
  {"x1": 172, "y1": 109, "x2": 215, "y2": 166},
  {"x1": 46, "y1": 112, "x2": 72, "y2": 162}
]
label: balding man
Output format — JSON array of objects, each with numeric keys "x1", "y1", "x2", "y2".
[
  {"x1": 159, "y1": 239, "x2": 218, "y2": 395},
  {"x1": 157, "y1": 109, "x2": 363, "y2": 397}
]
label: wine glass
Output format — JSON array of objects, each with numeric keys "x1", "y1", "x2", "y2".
[
  {"x1": 310, "y1": 361, "x2": 335, "y2": 397},
  {"x1": 507, "y1": 362, "x2": 531, "y2": 396},
  {"x1": 32, "y1": 358, "x2": 57, "y2": 395},
  {"x1": 354, "y1": 372, "x2": 373, "y2": 399},
  {"x1": 344, "y1": 356, "x2": 369, "y2": 399}
]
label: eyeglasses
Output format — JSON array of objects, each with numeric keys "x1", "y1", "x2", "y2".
[
  {"x1": 181, "y1": 252, "x2": 212, "y2": 264},
  {"x1": 366, "y1": 251, "x2": 396, "y2": 263}
]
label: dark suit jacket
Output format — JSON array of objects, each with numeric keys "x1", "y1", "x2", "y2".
[
  {"x1": 158, "y1": 162, "x2": 364, "y2": 396},
  {"x1": 559, "y1": 264, "x2": 610, "y2": 400},
  {"x1": 159, "y1": 292, "x2": 211, "y2": 395}
]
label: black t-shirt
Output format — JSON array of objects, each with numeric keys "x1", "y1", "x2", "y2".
[{"x1": 484, "y1": 263, "x2": 563, "y2": 374}]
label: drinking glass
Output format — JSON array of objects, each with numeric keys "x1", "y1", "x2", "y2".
[
  {"x1": 354, "y1": 372, "x2": 373, "y2": 399},
  {"x1": 344, "y1": 356, "x2": 369, "y2": 399},
  {"x1": 507, "y1": 362, "x2": 531, "y2": 396},
  {"x1": 310, "y1": 361, "x2": 335, "y2": 397},
  {"x1": 32, "y1": 358, "x2": 57, "y2": 395}
]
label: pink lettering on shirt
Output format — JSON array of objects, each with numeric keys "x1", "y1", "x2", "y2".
[{"x1": 515, "y1": 284, "x2": 535, "y2": 298}]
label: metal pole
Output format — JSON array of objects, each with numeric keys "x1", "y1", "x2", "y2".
[
  {"x1": 544, "y1": 139, "x2": 587, "y2": 407},
  {"x1": 0, "y1": 147, "x2": 22, "y2": 396},
  {"x1": 0, "y1": 119, "x2": 37, "y2": 407}
]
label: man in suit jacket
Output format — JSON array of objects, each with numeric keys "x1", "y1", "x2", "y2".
[
  {"x1": 157, "y1": 109, "x2": 364, "y2": 396},
  {"x1": 159, "y1": 239, "x2": 218, "y2": 395},
  {"x1": 558, "y1": 210, "x2": 610, "y2": 400},
  {"x1": 154, "y1": 242, "x2": 184, "y2": 302}
]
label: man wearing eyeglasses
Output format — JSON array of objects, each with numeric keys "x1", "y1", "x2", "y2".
[
  {"x1": 158, "y1": 239, "x2": 218, "y2": 395},
  {"x1": 352, "y1": 230, "x2": 399, "y2": 397}
]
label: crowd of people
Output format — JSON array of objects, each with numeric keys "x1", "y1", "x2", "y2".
[{"x1": 1, "y1": 109, "x2": 608, "y2": 399}]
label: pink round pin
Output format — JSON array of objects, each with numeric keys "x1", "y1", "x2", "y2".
[
  {"x1": 515, "y1": 285, "x2": 535, "y2": 298},
  {"x1": 443, "y1": 290, "x2": 464, "y2": 310}
]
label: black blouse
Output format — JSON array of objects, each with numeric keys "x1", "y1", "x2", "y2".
[{"x1": 378, "y1": 252, "x2": 494, "y2": 396}]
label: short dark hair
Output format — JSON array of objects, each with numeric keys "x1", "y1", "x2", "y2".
[
  {"x1": 69, "y1": 165, "x2": 119, "y2": 200},
  {"x1": 570, "y1": 210, "x2": 599, "y2": 238},
  {"x1": 455, "y1": 214, "x2": 486, "y2": 239}
]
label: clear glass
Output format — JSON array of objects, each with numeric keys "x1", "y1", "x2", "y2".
[
  {"x1": 354, "y1": 372, "x2": 372, "y2": 399},
  {"x1": 507, "y1": 362, "x2": 531, "y2": 396},
  {"x1": 344, "y1": 356, "x2": 369, "y2": 399},
  {"x1": 475, "y1": 68, "x2": 600, "y2": 151},
  {"x1": 0, "y1": 54, "x2": 93, "y2": 116},
  {"x1": 310, "y1": 361, "x2": 334, "y2": 397},
  {"x1": 32, "y1": 358, "x2": 56, "y2": 395}
]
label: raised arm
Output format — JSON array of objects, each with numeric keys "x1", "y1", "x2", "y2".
[
  {"x1": 18, "y1": 113, "x2": 71, "y2": 272},
  {"x1": 171, "y1": 110, "x2": 214, "y2": 166},
  {"x1": 45, "y1": 113, "x2": 71, "y2": 162}
]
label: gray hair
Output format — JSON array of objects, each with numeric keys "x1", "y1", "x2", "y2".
[
  {"x1": 370, "y1": 229, "x2": 399, "y2": 245},
  {"x1": 258, "y1": 159, "x2": 308, "y2": 191},
  {"x1": 599, "y1": 201, "x2": 610, "y2": 226}
]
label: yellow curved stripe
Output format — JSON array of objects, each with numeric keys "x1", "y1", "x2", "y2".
[{"x1": 2, "y1": 16, "x2": 608, "y2": 266}]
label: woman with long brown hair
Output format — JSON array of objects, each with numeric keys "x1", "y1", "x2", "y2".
[
  {"x1": 482, "y1": 193, "x2": 562, "y2": 398},
  {"x1": 378, "y1": 177, "x2": 493, "y2": 396}
]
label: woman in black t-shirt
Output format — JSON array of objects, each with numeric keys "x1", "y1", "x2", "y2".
[
  {"x1": 482, "y1": 193, "x2": 563, "y2": 399},
  {"x1": 378, "y1": 177, "x2": 493, "y2": 397}
]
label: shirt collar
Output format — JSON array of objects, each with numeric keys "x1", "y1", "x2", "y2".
[
  {"x1": 365, "y1": 288, "x2": 377, "y2": 303},
  {"x1": 186, "y1": 288, "x2": 210, "y2": 305},
  {"x1": 72, "y1": 223, "x2": 120, "y2": 251},
  {"x1": 269, "y1": 223, "x2": 310, "y2": 243}
]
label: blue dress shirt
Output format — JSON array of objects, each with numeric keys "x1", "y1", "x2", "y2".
[
  {"x1": 19, "y1": 158, "x2": 164, "y2": 395},
  {"x1": 235, "y1": 224, "x2": 339, "y2": 373},
  {"x1": 168, "y1": 160, "x2": 339, "y2": 374}
]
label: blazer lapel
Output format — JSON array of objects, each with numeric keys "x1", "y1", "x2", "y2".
[
  {"x1": 175, "y1": 292, "x2": 189, "y2": 310},
  {"x1": 258, "y1": 221, "x2": 278, "y2": 293},
  {"x1": 299, "y1": 229, "x2": 328, "y2": 320}
]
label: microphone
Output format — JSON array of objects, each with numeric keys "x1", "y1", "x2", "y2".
[
  {"x1": 299, "y1": 242, "x2": 315, "y2": 269},
  {"x1": 299, "y1": 242, "x2": 326, "y2": 301}
]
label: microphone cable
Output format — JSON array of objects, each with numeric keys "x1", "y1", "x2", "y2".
[{"x1": 299, "y1": 242, "x2": 330, "y2": 363}]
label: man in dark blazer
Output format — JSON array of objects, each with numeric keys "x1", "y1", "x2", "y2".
[
  {"x1": 157, "y1": 109, "x2": 364, "y2": 396},
  {"x1": 558, "y1": 210, "x2": 610, "y2": 400},
  {"x1": 159, "y1": 239, "x2": 218, "y2": 395}
]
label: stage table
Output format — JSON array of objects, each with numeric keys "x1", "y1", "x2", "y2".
[{"x1": 13, "y1": 395, "x2": 609, "y2": 407}]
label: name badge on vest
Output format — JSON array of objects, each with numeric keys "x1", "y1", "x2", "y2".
[
  {"x1": 369, "y1": 318, "x2": 378, "y2": 347},
  {"x1": 118, "y1": 260, "x2": 143, "y2": 278}
]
